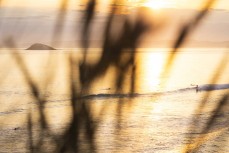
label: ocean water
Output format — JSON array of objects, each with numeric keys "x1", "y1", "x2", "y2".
[{"x1": 0, "y1": 48, "x2": 228, "y2": 152}]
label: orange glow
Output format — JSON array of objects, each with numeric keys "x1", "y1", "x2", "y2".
[
  {"x1": 143, "y1": 0, "x2": 175, "y2": 10},
  {"x1": 0, "y1": 0, "x2": 229, "y2": 10},
  {"x1": 0, "y1": 0, "x2": 77, "y2": 9}
]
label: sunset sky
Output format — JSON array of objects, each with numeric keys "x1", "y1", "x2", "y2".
[
  {"x1": 1, "y1": 0, "x2": 229, "y2": 10},
  {"x1": 0, "y1": 0, "x2": 228, "y2": 48}
]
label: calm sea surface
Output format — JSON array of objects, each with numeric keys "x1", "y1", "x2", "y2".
[{"x1": 0, "y1": 48, "x2": 228, "y2": 152}]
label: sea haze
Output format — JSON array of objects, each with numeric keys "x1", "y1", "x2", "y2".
[{"x1": 0, "y1": 7, "x2": 228, "y2": 48}]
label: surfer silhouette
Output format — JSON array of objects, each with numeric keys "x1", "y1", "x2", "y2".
[
  {"x1": 191, "y1": 84, "x2": 199, "y2": 93},
  {"x1": 196, "y1": 85, "x2": 199, "y2": 93}
]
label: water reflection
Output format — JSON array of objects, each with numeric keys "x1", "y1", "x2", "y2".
[
  {"x1": 0, "y1": 49, "x2": 228, "y2": 152},
  {"x1": 136, "y1": 51, "x2": 166, "y2": 92},
  {"x1": 0, "y1": 0, "x2": 228, "y2": 152}
]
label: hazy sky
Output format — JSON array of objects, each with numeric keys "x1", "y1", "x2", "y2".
[{"x1": 1, "y1": 0, "x2": 229, "y2": 10}]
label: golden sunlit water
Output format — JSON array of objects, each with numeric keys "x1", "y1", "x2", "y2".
[{"x1": 0, "y1": 48, "x2": 228, "y2": 152}]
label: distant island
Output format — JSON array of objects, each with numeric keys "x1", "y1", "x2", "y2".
[{"x1": 26, "y1": 43, "x2": 56, "y2": 50}]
